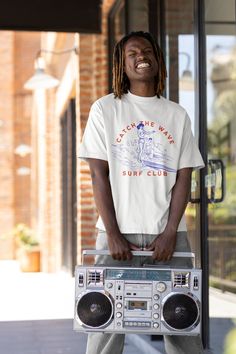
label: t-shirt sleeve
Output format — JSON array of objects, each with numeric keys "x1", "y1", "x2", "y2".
[
  {"x1": 178, "y1": 113, "x2": 205, "y2": 170},
  {"x1": 78, "y1": 101, "x2": 108, "y2": 161}
]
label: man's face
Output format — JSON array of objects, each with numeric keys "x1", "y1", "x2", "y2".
[{"x1": 124, "y1": 36, "x2": 158, "y2": 84}]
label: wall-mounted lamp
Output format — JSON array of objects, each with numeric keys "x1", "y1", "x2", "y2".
[
  {"x1": 15, "y1": 144, "x2": 32, "y2": 157},
  {"x1": 24, "y1": 47, "x2": 78, "y2": 91},
  {"x1": 16, "y1": 167, "x2": 31, "y2": 176},
  {"x1": 179, "y1": 52, "x2": 194, "y2": 91}
]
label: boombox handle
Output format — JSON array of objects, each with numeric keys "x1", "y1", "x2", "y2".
[{"x1": 82, "y1": 250, "x2": 195, "y2": 267}]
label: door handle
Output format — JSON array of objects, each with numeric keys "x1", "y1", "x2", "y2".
[
  {"x1": 207, "y1": 159, "x2": 225, "y2": 203},
  {"x1": 190, "y1": 159, "x2": 225, "y2": 204}
]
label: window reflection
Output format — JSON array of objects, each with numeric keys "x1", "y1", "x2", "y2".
[{"x1": 207, "y1": 31, "x2": 236, "y2": 290}]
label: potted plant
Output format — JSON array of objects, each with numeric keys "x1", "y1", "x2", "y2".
[{"x1": 13, "y1": 223, "x2": 41, "y2": 272}]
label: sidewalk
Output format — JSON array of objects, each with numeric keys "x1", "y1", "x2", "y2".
[{"x1": 0, "y1": 261, "x2": 235, "y2": 354}]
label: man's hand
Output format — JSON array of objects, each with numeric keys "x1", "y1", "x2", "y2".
[
  {"x1": 146, "y1": 228, "x2": 177, "y2": 261},
  {"x1": 107, "y1": 231, "x2": 140, "y2": 261}
]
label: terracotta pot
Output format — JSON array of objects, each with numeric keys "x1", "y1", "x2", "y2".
[{"x1": 17, "y1": 248, "x2": 41, "y2": 272}]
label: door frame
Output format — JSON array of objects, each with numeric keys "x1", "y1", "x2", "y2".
[{"x1": 194, "y1": 0, "x2": 209, "y2": 348}]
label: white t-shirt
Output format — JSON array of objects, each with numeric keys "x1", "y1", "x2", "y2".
[{"x1": 78, "y1": 91, "x2": 204, "y2": 234}]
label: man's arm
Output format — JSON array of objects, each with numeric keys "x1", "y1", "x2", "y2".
[
  {"x1": 146, "y1": 167, "x2": 192, "y2": 261},
  {"x1": 87, "y1": 158, "x2": 139, "y2": 260}
]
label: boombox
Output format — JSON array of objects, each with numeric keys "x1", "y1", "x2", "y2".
[{"x1": 74, "y1": 251, "x2": 201, "y2": 336}]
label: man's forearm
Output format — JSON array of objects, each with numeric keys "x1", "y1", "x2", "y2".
[
  {"x1": 166, "y1": 167, "x2": 192, "y2": 232},
  {"x1": 145, "y1": 167, "x2": 192, "y2": 261},
  {"x1": 87, "y1": 158, "x2": 136, "y2": 260},
  {"x1": 88, "y1": 159, "x2": 120, "y2": 235}
]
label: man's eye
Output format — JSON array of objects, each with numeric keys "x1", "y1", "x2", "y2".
[{"x1": 128, "y1": 53, "x2": 135, "y2": 57}]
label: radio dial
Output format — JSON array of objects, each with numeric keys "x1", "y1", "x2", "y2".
[
  {"x1": 116, "y1": 302, "x2": 122, "y2": 309},
  {"x1": 153, "y1": 303, "x2": 159, "y2": 310},
  {"x1": 153, "y1": 313, "x2": 159, "y2": 319},
  {"x1": 156, "y1": 282, "x2": 166, "y2": 292},
  {"x1": 153, "y1": 322, "x2": 159, "y2": 328},
  {"x1": 116, "y1": 312, "x2": 122, "y2": 318}
]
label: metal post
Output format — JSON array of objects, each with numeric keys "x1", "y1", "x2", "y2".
[{"x1": 194, "y1": 0, "x2": 210, "y2": 349}]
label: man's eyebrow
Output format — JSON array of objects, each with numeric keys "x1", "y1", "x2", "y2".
[{"x1": 126, "y1": 45, "x2": 152, "y2": 52}]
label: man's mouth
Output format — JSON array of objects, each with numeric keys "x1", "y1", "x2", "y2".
[{"x1": 136, "y1": 61, "x2": 151, "y2": 69}]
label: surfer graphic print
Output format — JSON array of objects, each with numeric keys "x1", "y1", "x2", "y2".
[
  {"x1": 78, "y1": 91, "x2": 204, "y2": 234},
  {"x1": 112, "y1": 120, "x2": 177, "y2": 175}
]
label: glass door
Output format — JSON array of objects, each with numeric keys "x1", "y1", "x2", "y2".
[
  {"x1": 164, "y1": 0, "x2": 209, "y2": 347},
  {"x1": 165, "y1": 0, "x2": 202, "y2": 266},
  {"x1": 205, "y1": 0, "x2": 236, "y2": 292}
]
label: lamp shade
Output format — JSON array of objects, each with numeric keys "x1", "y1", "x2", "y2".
[
  {"x1": 17, "y1": 167, "x2": 31, "y2": 176},
  {"x1": 179, "y1": 70, "x2": 194, "y2": 91},
  {"x1": 24, "y1": 67, "x2": 59, "y2": 90},
  {"x1": 15, "y1": 144, "x2": 31, "y2": 157}
]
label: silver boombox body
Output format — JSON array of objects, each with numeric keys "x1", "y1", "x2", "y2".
[{"x1": 74, "y1": 251, "x2": 201, "y2": 336}]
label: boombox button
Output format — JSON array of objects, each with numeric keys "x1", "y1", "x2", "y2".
[
  {"x1": 107, "y1": 282, "x2": 113, "y2": 289},
  {"x1": 153, "y1": 294, "x2": 159, "y2": 301},
  {"x1": 153, "y1": 322, "x2": 159, "y2": 329},
  {"x1": 153, "y1": 304, "x2": 159, "y2": 310},
  {"x1": 116, "y1": 312, "x2": 122, "y2": 318},
  {"x1": 153, "y1": 313, "x2": 159, "y2": 319},
  {"x1": 156, "y1": 282, "x2": 166, "y2": 292},
  {"x1": 116, "y1": 302, "x2": 122, "y2": 309}
]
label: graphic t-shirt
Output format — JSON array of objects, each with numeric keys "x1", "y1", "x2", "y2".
[{"x1": 78, "y1": 91, "x2": 204, "y2": 234}]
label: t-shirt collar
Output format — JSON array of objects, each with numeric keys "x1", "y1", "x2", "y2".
[{"x1": 124, "y1": 90, "x2": 159, "y2": 103}]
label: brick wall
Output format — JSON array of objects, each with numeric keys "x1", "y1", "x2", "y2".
[
  {"x1": 0, "y1": 31, "x2": 41, "y2": 259},
  {"x1": 0, "y1": 32, "x2": 15, "y2": 259},
  {"x1": 14, "y1": 32, "x2": 41, "y2": 227},
  {"x1": 0, "y1": 0, "x2": 115, "y2": 270},
  {"x1": 77, "y1": 0, "x2": 115, "y2": 262}
]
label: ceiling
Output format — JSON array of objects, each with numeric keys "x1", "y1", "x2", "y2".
[{"x1": 0, "y1": 0, "x2": 102, "y2": 33}]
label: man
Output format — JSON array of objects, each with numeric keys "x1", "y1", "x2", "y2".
[{"x1": 79, "y1": 31, "x2": 204, "y2": 354}]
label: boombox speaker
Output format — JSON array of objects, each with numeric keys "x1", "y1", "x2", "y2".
[{"x1": 74, "y1": 250, "x2": 201, "y2": 336}]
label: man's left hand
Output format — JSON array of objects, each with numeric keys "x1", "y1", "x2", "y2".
[{"x1": 145, "y1": 228, "x2": 177, "y2": 261}]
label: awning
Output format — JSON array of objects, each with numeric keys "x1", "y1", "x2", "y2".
[{"x1": 0, "y1": 0, "x2": 102, "y2": 33}]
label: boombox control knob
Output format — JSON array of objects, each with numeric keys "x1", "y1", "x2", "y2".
[
  {"x1": 116, "y1": 303, "x2": 122, "y2": 309},
  {"x1": 156, "y1": 282, "x2": 166, "y2": 292},
  {"x1": 107, "y1": 282, "x2": 113, "y2": 289},
  {"x1": 153, "y1": 303, "x2": 159, "y2": 310},
  {"x1": 153, "y1": 322, "x2": 159, "y2": 328},
  {"x1": 153, "y1": 294, "x2": 159, "y2": 300},
  {"x1": 153, "y1": 313, "x2": 159, "y2": 319},
  {"x1": 116, "y1": 312, "x2": 122, "y2": 318}
]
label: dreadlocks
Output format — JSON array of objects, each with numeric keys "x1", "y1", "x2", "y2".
[{"x1": 112, "y1": 31, "x2": 167, "y2": 99}]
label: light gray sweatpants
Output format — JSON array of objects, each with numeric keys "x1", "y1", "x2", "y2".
[{"x1": 85, "y1": 231, "x2": 203, "y2": 354}]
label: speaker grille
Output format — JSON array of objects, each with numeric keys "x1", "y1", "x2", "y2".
[
  {"x1": 87, "y1": 269, "x2": 104, "y2": 287},
  {"x1": 162, "y1": 293, "x2": 199, "y2": 330},
  {"x1": 77, "y1": 291, "x2": 113, "y2": 328},
  {"x1": 173, "y1": 272, "x2": 190, "y2": 288}
]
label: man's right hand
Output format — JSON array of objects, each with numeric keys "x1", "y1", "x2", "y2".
[{"x1": 107, "y1": 231, "x2": 140, "y2": 261}]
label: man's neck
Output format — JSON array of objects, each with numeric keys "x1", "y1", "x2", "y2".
[{"x1": 129, "y1": 83, "x2": 155, "y2": 97}]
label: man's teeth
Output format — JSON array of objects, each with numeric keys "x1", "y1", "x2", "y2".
[{"x1": 137, "y1": 62, "x2": 150, "y2": 68}]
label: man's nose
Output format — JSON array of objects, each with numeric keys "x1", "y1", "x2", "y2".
[{"x1": 136, "y1": 51, "x2": 147, "y2": 60}]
